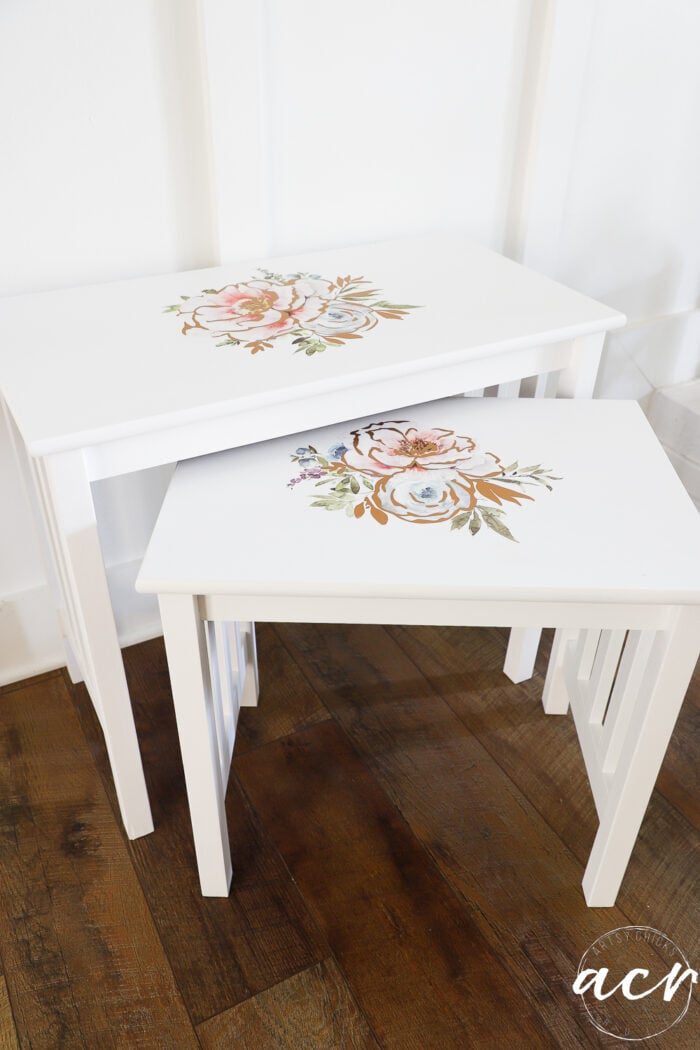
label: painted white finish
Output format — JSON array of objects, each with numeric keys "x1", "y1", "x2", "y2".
[
  {"x1": 2, "y1": 1, "x2": 699, "y2": 685},
  {"x1": 137, "y1": 399, "x2": 698, "y2": 603},
  {"x1": 41, "y1": 450, "x2": 153, "y2": 838},
  {"x1": 0, "y1": 234, "x2": 623, "y2": 457},
  {"x1": 1, "y1": 236, "x2": 620, "y2": 836},
  {"x1": 137, "y1": 397, "x2": 700, "y2": 904},
  {"x1": 159, "y1": 594, "x2": 233, "y2": 897}
]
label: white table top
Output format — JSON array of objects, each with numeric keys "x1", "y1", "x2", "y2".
[
  {"x1": 137, "y1": 398, "x2": 700, "y2": 606},
  {"x1": 0, "y1": 234, "x2": 624, "y2": 456}
]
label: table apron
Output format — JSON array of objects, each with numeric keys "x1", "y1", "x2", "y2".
[
  {"x1": 200, "y1": 594, "x2": 691, "y2": 631},
  {"x1": 83, "y1": 339, "x2": 582, "y2": 481}
]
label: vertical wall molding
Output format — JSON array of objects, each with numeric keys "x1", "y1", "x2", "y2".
[
  {"x1": 198, "y1": 0, "x2": 269, "y2": 263},
  {"x1": 510, "y1": 0, "x2": 599, "y2": 275}
]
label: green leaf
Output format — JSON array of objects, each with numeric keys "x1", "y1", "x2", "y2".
[
  {"x1": 163, "y1": 304, "x2": 180, "y2": 313},
  {"x1": 201, "y1": 288, "x2": 218, "y2": 294},
  {"x1": 501, "y1": 462, "x2": 517, "y2": 473},
  {"x1": 349, "y1": 476, "x2": 360, "y2": 494},
  {"x1": 469, "y1": 512, "x2": 481, "y2": 535},
  {"x1": 481, "y1": 510, "x2": 516, "y2": 542},
  {"x1": 361, "y1": 477, "x2": 374, "y2": 490},
  {"x1": 311, "y1": 499, "x2": 346, "y2": 511},
  {"x1": 450, "y1": 512, "x2": 470, "y2": 531}
]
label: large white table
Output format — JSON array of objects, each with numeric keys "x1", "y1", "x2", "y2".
[{"x1": 0, "y1": 234, "x2": 625, "y2": 838}]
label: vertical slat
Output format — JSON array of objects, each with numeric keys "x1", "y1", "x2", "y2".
[
  {"x1": 576, "y1": 629, "x2": 601, "y2": 682},
  {"x1": 533, "y1": 369, "x2": 560, "y2": 399},
  {"x1": 588, "y1": 630, "x2": 626, "y2": 724},
  {"x1": 582, "y1": 607, "x2": 700, "y2": 906},
  {"x1": 497, "y1": 379, "x2": 522, "y2": 397},
  {"x1": 240, "y1": 623, "x2": 260, "y2": 707},
  {"x1": 216, "y1": 620, "x2": 239, "y2": 769},
  {"x1": 205, "y1": 621, "x2": 227, "y2": 783},
  {"x1": 542, "y1": 628, "x2": 579, "y2": 714},
  {"x1": 601, "y1": 630, "x2": 656, "y2": 774},
  {"x1": 557, "y1": 332, "x2": 606, "y2": 398},
  {"x1": 218, "y1": 621, "x2": 240, "y2": 770},
  {"x1": 233, "y1": 622, "x2": 247, "y2": 701}
]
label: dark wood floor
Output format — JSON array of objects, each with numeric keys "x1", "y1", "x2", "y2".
[{"x1": 0, "y1": 624, "x2": 697, "y2": 1048}]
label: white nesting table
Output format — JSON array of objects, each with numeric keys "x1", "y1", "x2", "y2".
[
  {"x1": 137, "y1": 398, "x2": 700, "y2": 904},
  {"x1": 0, "y1": 234, "x2": 624, "y2": 838}
]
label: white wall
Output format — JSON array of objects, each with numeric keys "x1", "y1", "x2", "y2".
[{"x1": 1, "y1": 0, "x2": 698, "y2": 683}]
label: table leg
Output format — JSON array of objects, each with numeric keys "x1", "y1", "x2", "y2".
[
  {"x1": 159, "y1": 594, "x2": 233, "y2": 896},
  {"x1": 504, "y1": 627, "x2": 543, "y2": 683},
  {"x1": 556, "y1": 332, "x2": 605, "y2": 399},
  {"x1": 582, "y1": 607, "x2": 700, "y2": 906},
  {"x1": 42, "y1": 449, "x2": 154, "y2": 839}
]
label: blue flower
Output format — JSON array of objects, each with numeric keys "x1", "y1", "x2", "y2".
[
  {"x1": 412, "y1": 484, "x2": 439, "y2": 502},
  {"x1": 295, "y1": 446, "x2": 310, "y2": 455},
  {"x1": 328, "y1": 442, "x2": 349, "y2": 459}
]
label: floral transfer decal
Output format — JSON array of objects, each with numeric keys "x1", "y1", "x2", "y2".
[
  {"x1": 288, "y1": 420, "x2": 560, "y2": 541},
  {"x1": 165, "y1": 270, "x2": 420, "y2": 355}
]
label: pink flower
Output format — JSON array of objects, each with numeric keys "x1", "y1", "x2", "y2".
[
  {"x1": 179, "y1": 277, "x2": 334, "y2": 344},
  {"x1": 341, "y1": 421, "x2": 501, "y2": 478}
]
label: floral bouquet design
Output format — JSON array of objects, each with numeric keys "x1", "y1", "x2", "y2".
[
  {"x1": 288, "y1": 420, "x2": 559, "y2": 541},
  {"x1": 165, "y1": 270, "x2": 419, "y2": 356}
]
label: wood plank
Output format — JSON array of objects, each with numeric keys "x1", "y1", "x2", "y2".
[
  {"x1": 0, "y1": 674, "x2": 199, "y2": 1049},
  {"x1": 197, "y1": 959, "x2": 379, "y2": 1049},
  {"x1": 235, "y1": 719, "x2": 559, "y2": 1050},
  {"x1": 384, "y1": 623, "x2": 700, "y2": 955},
  {"x1": 72, "y1": 632, "x2": 328, "y2": 1025},
  {"x1": 0, "y1": 668, "x2": 62, "y2": 697},
  {"x1": 0, "y1": 977, "x2": 20, "y2": 1050},
  {"x1": 276, "y1": 621, "x2": 686, "y2": 1047}
]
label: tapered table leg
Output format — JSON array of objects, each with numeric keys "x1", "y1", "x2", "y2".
[{"x1": 43, "y1": 449, "x2": 154, "y2": 839}]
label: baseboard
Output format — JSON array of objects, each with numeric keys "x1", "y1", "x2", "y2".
[{"x1": 0, "y1": 557, "x2": 163, "y2": 688}]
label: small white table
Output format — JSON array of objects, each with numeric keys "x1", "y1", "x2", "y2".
[
  {"x1": 0, "y1": 234, "x2": 624, "y2": 839},
  {"x1": 137, "y1": 398, "x2": 700, "y2": 904}
]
